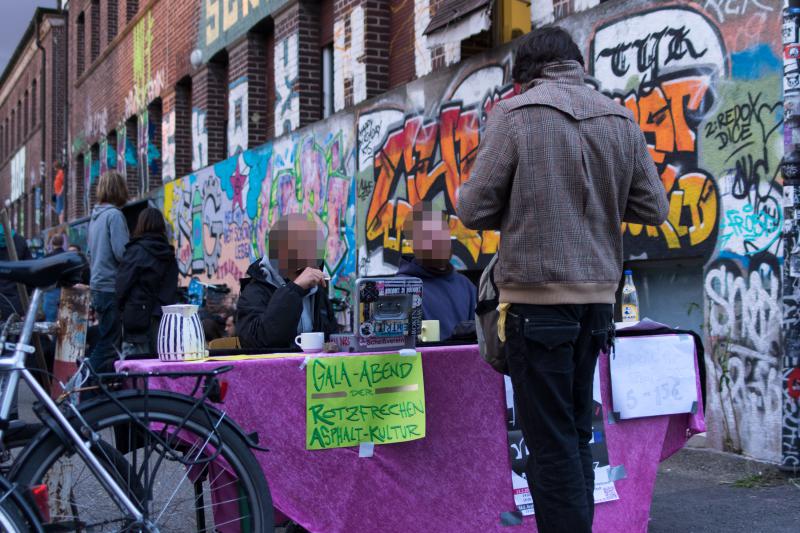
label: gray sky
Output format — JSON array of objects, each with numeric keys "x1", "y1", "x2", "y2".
[{"x1": 0, "y1": 1, "x2": 59, "y2": 75}]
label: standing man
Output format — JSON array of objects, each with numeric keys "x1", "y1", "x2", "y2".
[{"x1": 458, "y1": 28, "x2": 668, "y2": 533}]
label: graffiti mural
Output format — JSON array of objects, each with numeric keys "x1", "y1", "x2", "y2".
[
  {"x1": 591, "y1": 8, "x2": 725, "y2": 259},
  {"x1": 228, "y1": 77, "x2": 249, "y2": 156},
  {"x1": 198, "y1": 0, "x2": 288, "y2": 61},
  {"x1": 585, "y1": 4, "x2": 784, "y2": 461},
  {"x1": 192, "y1": 107, "x2": 208, "y2": 170},
  {"x1": 705, "y1": 253, "x2": 782, "y2": 455},
  {"x1": 162, "y1": 109, "x2": 176, "y2": 182},
  {"x1": 117, "y1": 123, "x2": 127, "y2": 177},
  {"x1": 125, "y1": 11, "x2": 164, "y2": 117},
  {"x1": 359, "y1": 59, "x2": 517, "y2": 274},
  {"x1": 275, "y1": 33, "x2": 299, "y2": 137},
  {"x1": 162, "y1": 115, "x2": 357, "y2": 323}
]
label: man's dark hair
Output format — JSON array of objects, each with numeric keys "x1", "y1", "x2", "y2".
[{"x1": 512, "y1": 27, "x2": 584, "y2": 85}]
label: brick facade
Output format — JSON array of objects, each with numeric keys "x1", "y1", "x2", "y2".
[
  {"x1": 68, "y1": 0, "x2": 200, "y2": 217},
  {"x1": 1, "y1": 0, "x2": 496, "y2": 234},
  {"x1": 0, "y1": 9, "x2": 67, "y2": 236},
  {"x1": 332, "y1": 0, "x2": 390, "y2": 112}
]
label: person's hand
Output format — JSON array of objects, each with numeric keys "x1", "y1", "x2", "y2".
[{"x1": 294, "y1": 267, "x2": 327, "y2": 290}]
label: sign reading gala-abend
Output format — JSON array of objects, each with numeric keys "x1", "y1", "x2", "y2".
[{"x1": 306, "y1": 354, "x2": 426, "y2": 450}]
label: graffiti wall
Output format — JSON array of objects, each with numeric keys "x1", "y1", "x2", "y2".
[
  {"x1": 356, "y1": 54, "x2": 518, "y2": 275},
  {"x1": 275, "y1": 34, "x2": 300, "y2": 138},
  {"x1": 147, "y1": 0, "x2": 785, "y2": 461},
  {"x1": 559, "y1": 1, "x2": 783, "y2": 461},
  {"x1": 161, "y1": 113, "x2": 357, "y2": 321}
]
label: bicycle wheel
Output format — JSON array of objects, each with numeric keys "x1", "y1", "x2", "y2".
[
  {"x1": 0, "y1": 476, "x2": 42, "y2": 532},
  {"x1": 10, "y1": 394, "x2": 274, "y2": 532},
  {"x1": 0, "y1": 496, "x2": 29, "y2": 532}
]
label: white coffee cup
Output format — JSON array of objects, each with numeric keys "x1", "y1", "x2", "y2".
[{"x1": 295, "y1": 332, "x2": 325, "y2": 353}]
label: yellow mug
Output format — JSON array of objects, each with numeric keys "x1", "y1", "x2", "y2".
[{"x1": 419, "y1": 320, "x2": 440, "y2": 343}]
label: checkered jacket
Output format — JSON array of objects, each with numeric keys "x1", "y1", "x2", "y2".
[{"x1": 457, "y1": 61, "x2": 668, "y2": 305}]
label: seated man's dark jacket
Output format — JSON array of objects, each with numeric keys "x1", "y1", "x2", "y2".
[
  {"x1": 236, "y1": 260, "x2": 338, "y2": 349},
  {"x1": 397, "y1": 256, "x2": 476, "y2": 341}
]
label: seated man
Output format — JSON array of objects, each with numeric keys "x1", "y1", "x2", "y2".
[
  {"x1": 237, "y1": 214, "x2": 338, "y2": 349},
  {"x1": 398, "y1": 202, "x2": 476, "y2": 340}
]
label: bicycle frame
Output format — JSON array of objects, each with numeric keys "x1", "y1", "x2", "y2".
[{"x1": 0, "y1": 287, "x2": 146, "y2": 525}]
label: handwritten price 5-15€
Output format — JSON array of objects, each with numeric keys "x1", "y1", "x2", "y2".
[{"x1": 626, "y1": 377, "x2": 682, "y2": 410}]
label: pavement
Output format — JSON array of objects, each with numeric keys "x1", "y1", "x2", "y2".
[
  {"x1": 15, "y1": 384, "x2": 800, "y2": 532},
  {"x1": 650, "y1": 442, "x2": 800, "y2": 532}
]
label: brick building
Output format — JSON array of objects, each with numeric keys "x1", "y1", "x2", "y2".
[
  {"x1": 0, "y1": 7, "x2": 67, "y2": 238},
  {"x1": 63, "y1": 0, "x2": 528, "y2": 220}
]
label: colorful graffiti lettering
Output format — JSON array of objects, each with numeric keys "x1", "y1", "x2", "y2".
[
  {"x1": 592, "y1": 9, "x2": 727, "y2": 259},
  {"x1": 162, "y1": 122, "x2": 357, "y2": 325},
  {"x1": 162, "y1": 110, "x2": 176, "y2": 182},
  {"x1": 362, "y1": 65, "x2": 516, "y2": 270}
]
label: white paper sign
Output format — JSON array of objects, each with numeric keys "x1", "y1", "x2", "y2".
[{"x1": 610, "y1": 335, "x2": 698, "y2": 420}]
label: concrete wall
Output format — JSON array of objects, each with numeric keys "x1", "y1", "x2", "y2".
[{"x1": 152, "y1": 0, "x2": 785, "y2": 460}]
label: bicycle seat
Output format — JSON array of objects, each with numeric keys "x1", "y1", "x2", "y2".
[{"x1": 0, "y1": 252, "x2": 89, "y2": 288}]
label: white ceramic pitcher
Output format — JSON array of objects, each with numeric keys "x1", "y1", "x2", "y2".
[{"x1": 157, "y1": 304, "x2": 206, "y2": 361}]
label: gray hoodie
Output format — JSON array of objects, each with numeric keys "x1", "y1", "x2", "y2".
[{"x1": 88, "y1": 204, "x2": 130, "y2": 292}]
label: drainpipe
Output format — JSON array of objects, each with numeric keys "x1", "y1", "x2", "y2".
[
  {"x1": 35, "y1": 12, "x2": 46, "y2": 232},
  {"x1": 780, "y1": 0, "x2": 800, "y2": 471}
]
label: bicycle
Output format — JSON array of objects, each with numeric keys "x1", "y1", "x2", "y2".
[
  {"x1": 0, "y1": 473, "x2": 43, "y2": 531},
  {"x1": 0, "y1": 252, "x2": 274, "y2": 532}
]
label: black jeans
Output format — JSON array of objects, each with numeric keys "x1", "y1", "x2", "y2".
[{"x1": 505, "y1": 303, "x2": 613, "y2": 533}]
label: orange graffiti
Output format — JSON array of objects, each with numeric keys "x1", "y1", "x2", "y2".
[
  {"x1": 366, "y1": 84, "x2": 516, "y2": 268},
  {"x1": 622, "y1": 165, "x2": 718, "y2": 249},
  {"x1": 614, "y1": 74, "x2": 718, "y2": 254},
  {"x1": 622, "y1": 76, "x2": 711, "y2": 164}
]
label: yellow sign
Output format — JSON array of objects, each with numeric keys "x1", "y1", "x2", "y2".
[{"x1": 306, "y1": 354, "x2": 426, "y2": 450}]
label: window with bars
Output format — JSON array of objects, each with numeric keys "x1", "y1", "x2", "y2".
[
  {"x1": 31, "y1": 79, "x2": 37, "y2": 127},
  {"x1": 91, "y1": 0, "x2": 100, "y2": 62},
  {"x1": 108, "y1": 0, "x2": 119, "y2": 43},
  {"x1": 553, "y1": 0, "x2": 573, "y2": 20},
  {"x1": 127, "y1": 0, "x2": 139, "y2": 23},
  {"x1": 76, "y1": 12, "x2": 86, "y2": 76}
]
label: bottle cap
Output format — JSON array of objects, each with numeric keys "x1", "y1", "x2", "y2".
[{"x1": 624, "y1": 270, "x2": 633, "y2": 275}]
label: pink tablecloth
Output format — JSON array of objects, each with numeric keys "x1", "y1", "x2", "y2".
[{"x1": 118, "y1": 345, "x2": 704, "y2": 532}]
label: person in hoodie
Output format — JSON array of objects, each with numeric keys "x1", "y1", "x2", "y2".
[
  {"x1": 116, "y1": 208, "x2": 178, "y2": 357},
  {"x1": 397, "y1": 202, "x2": 476, "y2": 341},
  {"x1": 87, "y1": 171, "x2": 130, "y2": 372},
  {"x1": 236, "y1": 213, "x2": 338, "y2": 349}
]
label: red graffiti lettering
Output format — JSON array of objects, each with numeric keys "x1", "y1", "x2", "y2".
[{"x1": 366, "y1": 84, "x2": 516, "y2": 267}]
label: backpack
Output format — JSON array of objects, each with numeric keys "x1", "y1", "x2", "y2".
[{"x1": 475, "y1": 254, "x2": 508, "y2": 374}]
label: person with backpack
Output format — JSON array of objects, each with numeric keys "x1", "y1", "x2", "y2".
[
  {"x1": 116, "y1": 208, "x2": 179, "y2": 357},
  {"x1": 458, "y1": 28, "x2": 668, "y2": 533},
  {"x1": 87, "y1": 171, "x2": 130, "y2": 372}
]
